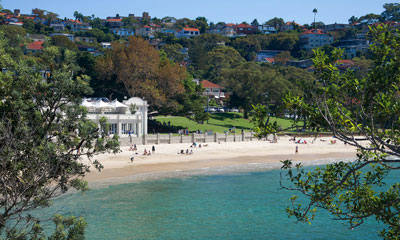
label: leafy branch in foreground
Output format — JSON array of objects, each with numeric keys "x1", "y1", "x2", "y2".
[
  {"x1": 0, "y1": 33, "x2": 119, "y2": 239},
  {"x1": 281, "y1": 24, "x2": 400, "y2": 239}
]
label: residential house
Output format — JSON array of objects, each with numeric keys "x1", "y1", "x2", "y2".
[
  {"x1": 281, "y1": 21, "x2": 302, "y2": 31},
  {"x1": 49, "y1": 33, "x2": 74, "y2": 42},
  {"x1": 258, "y1": 24, "x2": 276, "y2": 34},
  {"x1": 65, "y1": 20, "x2": 92, "y2": 32},
  {"x1": 300, "y1": 29, "x2": 333, "y2": 50},
  {"x1": 207, "y1": 23, "x2": 236, "y2": 37},
  {"x1": 256, "y1": 50, "x2": 283, "y2": 62},
  {"x1": 112, "y1": 28, "x2": 135, "y2": 37},
  {"x1": 82, "y1": 97, "x2": 148, "y2": 136},
  {"x1": 50, "y1": 23, "x2": 65, "y2": 31},
  {"x1": 77, "y1": 45, "x2": 102, "y2": 56},
  {"x1": 27, "y1": 33, "x2": 46, "y2": 42},
  {"x1": 127, "y1": 12, "x2": 151, "y2": 22},
  {"x1": 176, "y1": 28, "x2": 200, "y2": 38},
  {"x1": 135, "y1": 25, "x2": 156, "y2": 38},
  {"x1": 200, "y1": 80, "x2": 225, "y2": 99},
  {"x1": 333, "y1": 34, "x2": 369, "y2": 59},
  {"x1": 25, "y1": 41, "x2": 44, "y2": 54},
  {"x1": 235, "y1": 24, "x2": 256, "y2": 35},
  {"x1": 287, "y1": 59, "x2": 313, "y2": 69},
  {"x1": 106, "y1": 16, "x2": 124, "y2": 28},
  {"x1": 336, "y1": 59, "x2": 355, "y2": 71},
  {"x1": 323, "y1": 23, "x2": 351, "y2": 31},
  {"x1": 101, "y1": 42, "x2": 112, "y2": 49},
  {"x1": 75, "y1": 36, "x2": 97, "y2": 43}
]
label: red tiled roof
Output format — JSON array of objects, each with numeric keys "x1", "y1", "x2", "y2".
[
  {"x1": 301, "y1": 29, "x2": 326, "y2": 35},
  {"x1": 183, "y1": 27, "x2": 200, "y2": 32},
  {"x1": 0, "y1": 13, "x2": 7, "y2": 16},
  {"x1": 286, "y1": 21, "x2": 303, "y2": 27},
  {"x1": 201, "y1": 80, "x2": 221, "y2": 89},
  {"x1": 226, "y1": 23, "x2": 236, "y2": 27},
  {"x1": 336, "y1": 59, "x2": 354, "y2": 65},
  {"x1": 236, "y1": 23, "x2": 253, "y2": 28},
  {"x1": 107, "y1": 18, "x2": 122, "y2": 22},
  {"x1": 265, "y1": 57, "x2": 275, "y2": 63},
  {"x1": 68, "y1": 19, "x2": 81, "y2": 23},
  {"x1": 27, "y1": 41, "x2": 44, "y2": 50}
]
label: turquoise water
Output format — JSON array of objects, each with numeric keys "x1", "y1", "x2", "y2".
[{"x1": 41, "y1": 167, "x2": 384, "y2": 240}]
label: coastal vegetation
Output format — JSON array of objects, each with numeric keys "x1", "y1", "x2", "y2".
[
  {"x1": 262, "y1": 25, "x2": 400, "y2": 239},
  {"x1": 0, "y1": 31, "x2": 119, "y2": 238},
  {"x1": 1, "y1": 2, "x2": 400, "y2": 239}
]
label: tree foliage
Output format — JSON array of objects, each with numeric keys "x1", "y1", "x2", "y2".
[
  {"x1": 0, "y1": 33, "x2": 119, "y2": 238},
  {"x1": 281, "y1": 25, "x2": 400, "y2": 239}
]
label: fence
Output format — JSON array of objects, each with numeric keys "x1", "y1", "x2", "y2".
[{"x1": 120, "y1": 131, "x2": 256, "y2": 146}]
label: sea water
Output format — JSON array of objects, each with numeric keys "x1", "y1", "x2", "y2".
[{"x1": 39, "y1": 164, "x2": 386, "y2": 240}]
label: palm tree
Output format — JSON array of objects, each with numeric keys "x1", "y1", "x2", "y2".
[{"x1": 313, "y1": 8, "x2": 318, "y2": 29}]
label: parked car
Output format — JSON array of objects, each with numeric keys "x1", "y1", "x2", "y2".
[
  {"x1": 217, "y1": 108, "x2": 225, "y2": 112},
  {"x1": 229, "y1": 108, "x2": 239, "y2": 113}
]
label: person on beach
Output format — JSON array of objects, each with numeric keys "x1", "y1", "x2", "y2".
[
  {"x1": 143, "y1": 149, "x2": 148, "y2": 155},
  {"x1": 186, "y1": 149, "x2": 189, "y2": 154},
  {"x1": 295, "y1": 145, "x2": 298, "y2": 154},
  {"x1": 152, "y1": 145, "x2": 155, "y2": 153},
  {"x1": 133, "y1": 144, "x2": 137, "y2": 151},
  {"x1": 129, "y1": 144, "x2": 134, "y2": 151},
  {"x1": 130, "y1": 155, "x2": 134, "y2": 163},
  {"x1": 190, "y1": 149, "x2": 193, "y2": 154}
]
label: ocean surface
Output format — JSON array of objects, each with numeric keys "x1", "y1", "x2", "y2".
[{"x1": 39, "y1": 162, "x2": 387, "y2": 240}]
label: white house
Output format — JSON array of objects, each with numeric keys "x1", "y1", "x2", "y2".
[
  {"x1": 300, "y1": 29, "x2": 333, "y2": 50},
  {"x1": 82, "y1": 97, "x2": 148, "y2": 137},
  {"x1": 176, "y1": 28, "x2": 200, "y2": 38}
]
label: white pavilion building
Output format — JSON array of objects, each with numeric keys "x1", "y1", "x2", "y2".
[{"x1": 82, "y1": 97, "x2": 148, "y2": 137}]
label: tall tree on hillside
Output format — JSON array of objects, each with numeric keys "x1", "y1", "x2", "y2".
[
  {"x1": 265, "y1": 17, "x2": 284, "y2": 31},
  {"x1": 381, "y1": 3, "x2": 400, "y2": 21},
  {"x1": 348, "y1": 16, "x2": 359, "y2": 24},
  {"x1": 195, "y1": 16, "x2": 209, "y2": 33},
  {"x1": 96, "y1": 37, "x2": 191, "y2": 113},
  {"x1": 251, "y1": 19, "x2": 259, "y2": 26},
  {"x1": 313, "y1": 8, "x2": 318, "y2": 29}
]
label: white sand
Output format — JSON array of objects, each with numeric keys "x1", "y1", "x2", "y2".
[{"x1": 84, "y1": 136, "x2": 358, "y2": 183}]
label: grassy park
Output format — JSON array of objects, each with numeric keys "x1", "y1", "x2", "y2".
[{"x1": 155, "y1": 112, "x2": 296, "y2": 133}]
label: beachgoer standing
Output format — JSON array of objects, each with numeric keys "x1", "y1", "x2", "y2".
[
  {"x1": 130, "y1": 155, "x2": 134, "y2": 163},
  {"x1": 152, "y1": 145, "x2": 155, "y2": 153},
  {"x1": 295, "y1": 145, "x2": 298, "y2": 154}
]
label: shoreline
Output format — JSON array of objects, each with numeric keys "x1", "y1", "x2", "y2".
[{"x1": 83, "y1": 136, "x2": 358, "y2": 187}]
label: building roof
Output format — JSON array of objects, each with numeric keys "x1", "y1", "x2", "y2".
[
  {"x1": 226, "y1": 23, "x2": 236, "y2": 27},
  {"x1": 265, "y1": 57, "x2": 275, "y2": 63},
  {"x1": 286, "y1": 21, "x2": 303, "y2": 27},
  {"x1": 236, "y1": 23, "x2": 254, "y2": 28},
  {"x1": 106, "y1": 18, "x2": 122, "y2": 22},
  {"x1": 0, "y1": 12, "x2": 8, "y2": 16},
  {"x1": 301, "y1": 29, "x2": 326, "y2": 35},
  {"x1": 183, "y1": 27, "x2": 200, "y2": 32},
  {"x1": 27, "y1": 41, "x2": 44, "y2": 50},
  {"x1": 201, "y1": 80, "x2": 222, "y2": 89}
]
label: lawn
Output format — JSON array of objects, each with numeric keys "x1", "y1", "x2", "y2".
[{"x1": 155, "y1": 113, "x2": 295, "y2": 133}]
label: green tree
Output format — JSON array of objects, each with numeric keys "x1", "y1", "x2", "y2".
[
  {"x1": 312, "y1": 8, "x2": 318, "y2": 29},
  {"x1": 265, "y1": 17, "x2": 285, "y2": 31},
  {"x1": 0, "y1": 34, "x2": 119, "y2": 238},
  {"x1": 282, "y1": 25, "x2": 400, "y2": 239},
  {"x1": 161, "y1": 43, "x2": 185, "y2": 63},
  {"x1": 381, "y1": 3, "x2": 400, "y2": 21},
  {"x1": 51, "y1": 35, "x2": 78, "y2": 51},
  {"x1": 251, "y1": 19, "x2": 259, "y2": 26},
  {"x1": 195, "y1": 16, "x2": 209, "y2": 33}
]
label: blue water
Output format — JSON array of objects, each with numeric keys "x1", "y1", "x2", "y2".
[{"x1": 40, "y1": 167, "x2": 385, "y2": 240}]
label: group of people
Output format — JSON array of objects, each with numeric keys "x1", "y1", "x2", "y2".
[
  {"x1": 130, "y1": 145, "x2": 156, "y2": 162},
  {"x1": 178, "y1": 149, "x2": 193, "y2": 155}
]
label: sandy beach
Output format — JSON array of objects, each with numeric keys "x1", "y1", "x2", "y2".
[{"x1": 84, "y1": 136, "x2": 358, "y2": 184}]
